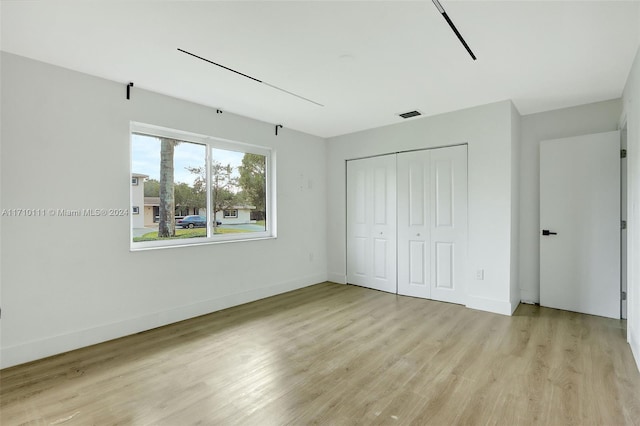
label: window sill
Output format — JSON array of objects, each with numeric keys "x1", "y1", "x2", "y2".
[{"x1": 130, "y1": 234, "x2": 276, "y2": 251}]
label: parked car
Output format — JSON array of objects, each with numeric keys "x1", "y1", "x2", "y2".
[
  {"x1": 177, "y1": 215, "x2": 222, "y2": 229},
  {"x1": 177, "y1": 215, "x2": 206, "y2": 229}
]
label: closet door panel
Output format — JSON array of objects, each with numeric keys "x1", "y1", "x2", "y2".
[
  {"x1": 397, "y1": 150, "x2": 431, "y2": 298},
  {"x1": 409, "y1": 241, "x2": 426, "y2": 285},
  {"x1": 434, "y1": 159, "x2": 454, "y2": 227},
  {"x1": 435, "y1": 242, "x2": 454, "y2": 289},
  {"x1": 347, "y1": 161, "x2": 370, "y2": 286},
  {"x1": 347, "y1": 155, "x2": 396, "y2": 293},
  {"x1": 430, "y1": 145, "x2": 467, "y2": 304}
]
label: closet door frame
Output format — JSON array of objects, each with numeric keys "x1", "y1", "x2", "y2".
[{"x1": 346, "y1": 144, "x2": 467, "y2": 304}]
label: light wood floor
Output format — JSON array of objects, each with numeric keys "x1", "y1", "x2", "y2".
[{"x1": 2, "y1": 282, "x2": 639, "y2": 425}]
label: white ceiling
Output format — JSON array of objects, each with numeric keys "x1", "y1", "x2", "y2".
[{"x1": 2, "y1": 1, "x2": 639, "y2": 138}]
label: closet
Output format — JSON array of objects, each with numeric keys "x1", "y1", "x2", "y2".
[{"x1": 346, "y1": 145, "x2": 467, "y2": 304}]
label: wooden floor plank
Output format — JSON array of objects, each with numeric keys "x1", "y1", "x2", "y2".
[{"x1": 2, "y1": 282, "x2": 639, "y2": 425}]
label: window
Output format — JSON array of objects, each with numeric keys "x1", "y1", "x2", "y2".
[
  {"x1": 130, "y1": 122, "x2": 273, "y2": 250},
  {"x1": 132, "y1": 206, "x2": 140, "y2": 214},
  {"x1": 132, "y1": 177, "x2": 139, "y2": 185},
  {"x1": 223, "y1": 209, "x2": 238, "y2": 218}
]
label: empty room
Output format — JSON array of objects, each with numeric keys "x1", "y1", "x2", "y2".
[{"x1": 1, "y1": 1, "x2": 640, "y2": 424}]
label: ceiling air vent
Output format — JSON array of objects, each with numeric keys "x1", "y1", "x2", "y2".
[{"x1": 398, "y1": 110, "x2": 422, "y2": 119}]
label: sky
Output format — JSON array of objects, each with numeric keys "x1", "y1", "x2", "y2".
[{"x1": 131, "y1": 134, "x2": 244, "y2": 186}]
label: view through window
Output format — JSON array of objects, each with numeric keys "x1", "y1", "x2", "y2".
[{"x1": 130, "y1": 124, "x2": 271, "y2": 249}]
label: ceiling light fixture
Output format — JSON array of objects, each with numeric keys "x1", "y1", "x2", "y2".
[
  {"x1": 431, "y1": 0, "x2": 477, "y2": 60},
  {"x1": 177, "y1": 48, "x2": 324, "y2": 107}
]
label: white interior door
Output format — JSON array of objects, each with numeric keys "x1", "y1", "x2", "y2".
[
  {"x1": 540, "y1": 131, "x2": 620, "y2": 319},
  {"x1": 429, "y1": 145, "x2": 468, "y2": 304},
  {"x1": 397, "y1": 145, "x2": 468, "y2": 304},
  {"x1": 397, "y1": 150, "x2": 432, "y2": 298},
  {"x1": 346, "y1": 155, "x2": 397, "y2": 293},
  {"x1": 621, "y1": 125, "x2": 627, "y2": 319}
]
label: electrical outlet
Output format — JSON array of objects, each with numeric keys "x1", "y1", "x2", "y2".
[{"x1": 476, "y1": 269, "x2": 484, "y2": 280}]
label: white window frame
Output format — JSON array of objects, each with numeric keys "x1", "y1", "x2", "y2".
[
  {"x1": 130, "y1": 122, "x2": 276, "y2": 250},
  {"x1": 132, "y1": 206, "x2": 140, "y2": 215},
  {"x1": 132, "y1": 177, "x2": 139, "y2": 185},
  {"x1": 224, "y1": 209, "x2": 238, "y2": 218}
]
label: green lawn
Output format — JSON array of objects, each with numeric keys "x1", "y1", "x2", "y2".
[{"x1": 133, "y1": 227, "x2": 247, "y2": 242}]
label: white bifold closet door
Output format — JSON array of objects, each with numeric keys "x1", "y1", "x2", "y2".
[
  {"x1": 346, "y1": 154, "x2": 397, "y2": 293},
  {"x1": 397, "y1": 145, "x2": 467, "y2": 304},
  {"x1": 346, "y1": 145, "x2": 467, "y2": 304}
]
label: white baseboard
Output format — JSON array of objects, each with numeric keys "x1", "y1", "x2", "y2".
[
  {"x1": 466, "y1": 295, "x2": 514, "y2": 316},
  {"x1": 630, "y1": 325, "x2": 640, "y2": 373},
  {"x1": 0, "y1": 274, "x2": 325, "y2": 369},
  {"x1": 327, "y1": 272, "x2": 347, "y2": 284}
]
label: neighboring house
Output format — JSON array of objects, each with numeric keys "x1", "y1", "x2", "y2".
[
  {"x1": 135, "y1": 174, "x2": 254, "y2": 227},
  {"x1": 144, "y1": 197, "x2": 207, "y2": 226},
  {"x1": 131, "y1": 173, "x2": 147, "y2": 228},
  {"x1": 143, "y1": 197, "x2": 159, "y2": 227}
]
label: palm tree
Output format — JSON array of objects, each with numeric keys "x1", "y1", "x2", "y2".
[{"x1": 158, "y1": 138, "x2": 179, "y2": 237}]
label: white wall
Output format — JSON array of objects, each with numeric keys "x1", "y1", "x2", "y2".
[
  {"x1": 622, "y1": 45, "x2": 640, "y2": 371},
  {"x1": 326, "y1": 101, "x2": 519, "y2": 315},
  {"x1": 518, "y1": 99, "x2": 622, "y2": 303},
  {"x1": 0, "y1": 53, "x2": 328, "y2": 368}
]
